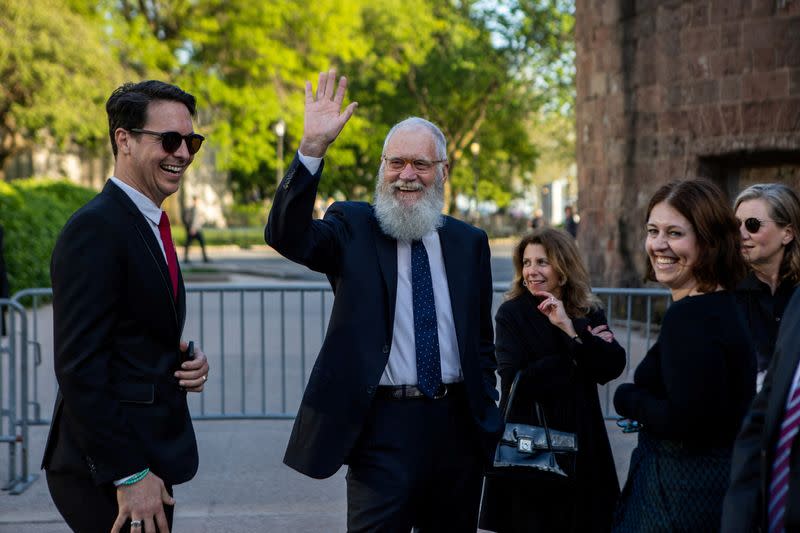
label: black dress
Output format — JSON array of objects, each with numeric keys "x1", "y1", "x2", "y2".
[
  {"x1": 479, "y1": 292, "x2": 626, "y2": 533},
  {"x1": 613, "y1": 291, "x2": 756, "y2": 532}
]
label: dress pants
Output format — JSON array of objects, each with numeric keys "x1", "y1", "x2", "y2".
[
  {"x1": 184, "y1": 230, "x2": 208, "y2": 262},
  {"x1": 346, "y1": 385, "x2": 484, "y2": 533},
  {"x1": 46, "y1": 470, "x2": 174, "y2": 533}
]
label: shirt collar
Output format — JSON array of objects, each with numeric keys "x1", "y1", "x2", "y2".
[{"x1": 110, "y1": 176, "x2": 163, "y2": 226}]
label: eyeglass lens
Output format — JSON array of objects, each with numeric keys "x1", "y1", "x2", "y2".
[
  {"x1": 132, "y1": 129, "x2": 204, "y2": 155},
  {"x1": 385, "y1": 157, "x2": 440, "y2": 172},
  {"x1": 160, "y1": 132, "x2": 204, "y2": 155},
  {"x1": 739, "y1": 217, "x2": 763, "y2": 233}
]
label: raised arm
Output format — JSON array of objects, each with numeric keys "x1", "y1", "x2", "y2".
[{"x1": 265, "y1": 69, "x2": 358, "y2": 271}]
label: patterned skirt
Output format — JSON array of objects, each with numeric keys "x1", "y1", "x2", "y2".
[{"x1": 612, "y1": 431, "x2": 732, "y2": 533}]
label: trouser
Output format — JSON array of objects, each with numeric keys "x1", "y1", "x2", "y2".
[{"x1": 346, "y1": 384, "x2": 484, "y2": 532}]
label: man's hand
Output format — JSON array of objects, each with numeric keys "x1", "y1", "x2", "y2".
[
  {"x1": 111, "y1": 472, "x2": 174, "y2": 533},
  {"x1": 175, "y1": 341, "x2": 209, "y2": 392},
  {"x1": 298, "y1": 68, "x2": 358, "y2": 157}
]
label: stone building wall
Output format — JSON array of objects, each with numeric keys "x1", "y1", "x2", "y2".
[{"x1": 576, "y1": 0, "x2": 800, "y2": 286}]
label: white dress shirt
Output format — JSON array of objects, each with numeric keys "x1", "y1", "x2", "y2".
[
  {"x1": 296, "y1": 152, "x2": 463, "y2": 386},
  {"x1": 381, "y1": 233, "x2": 462, "y2": 385},
  {"x1": 110, "y1": 177, "x2": 168, "y2": 262}
]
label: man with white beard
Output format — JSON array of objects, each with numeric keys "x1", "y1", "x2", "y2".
[{"x1": 265, "y1": 69, "x2": 502, "y2": 532}]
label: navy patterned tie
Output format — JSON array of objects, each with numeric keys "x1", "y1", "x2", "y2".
[{"x1": 411, "y1": 240, "x2": 443, "y2": 398}]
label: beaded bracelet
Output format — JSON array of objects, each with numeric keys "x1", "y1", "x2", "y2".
[{"x1": 120, "y1": 468, "x2": 150, "y2": 486}]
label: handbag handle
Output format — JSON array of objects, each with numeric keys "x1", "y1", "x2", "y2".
[{"x1": 503, "y1": 370, "x2": 556, "y2": 451}]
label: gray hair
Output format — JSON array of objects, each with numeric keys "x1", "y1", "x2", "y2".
[
  {"x1": 381, "y1": 117, "x2": 448, "y2": 161},
  {"x1": 735, "y1": 182, "x2": 800, "y2": 285}
]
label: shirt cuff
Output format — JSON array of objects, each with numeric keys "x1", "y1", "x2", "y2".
[{"x1": 297, "y1": 150, "x2": 322, "y2": 175}]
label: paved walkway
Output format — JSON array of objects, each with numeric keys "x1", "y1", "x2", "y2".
[
  {"x1": 1, "y1": 421, "x2": 638, "y2": 532},
  {"x1": 0, "y1": 242, "x2": 639, "y2": 532}
]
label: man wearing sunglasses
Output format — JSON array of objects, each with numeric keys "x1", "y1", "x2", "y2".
[
  {"x1": 266, "y1": 69, "x2": 502, "y2": 532},
  {"x1": 42, "y1": 80, "x2": 210, "y2": 533}
]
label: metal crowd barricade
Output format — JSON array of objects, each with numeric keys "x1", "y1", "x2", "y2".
[
  {"x1": 0, "y1": 298, "x2": 39, "y2": 495},
  {"x1": 5, "y1": 283, "x2": 669, "y2": 494}
]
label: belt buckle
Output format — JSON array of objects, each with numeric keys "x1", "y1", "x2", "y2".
[{"x1": 432, "y1": 385, "x2": 448, "y2": 400}]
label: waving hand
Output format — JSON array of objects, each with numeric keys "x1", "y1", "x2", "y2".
[{"x1": 299, "y1": 68, "x2": 358, "y2": 158}]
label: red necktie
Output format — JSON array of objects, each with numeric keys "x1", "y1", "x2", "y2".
[
  {"x1": 768, "y1": 375, "x2": 800, "y2": 533},
  {"x1": 158, "y1": 211, "x2": 179, "y2": 299}
]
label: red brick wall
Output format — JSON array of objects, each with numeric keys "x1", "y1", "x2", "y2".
[{"x1": 576, "y1": 0, "x2": 800, "y2": 286}]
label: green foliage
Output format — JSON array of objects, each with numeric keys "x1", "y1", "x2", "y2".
[
  {"x1": 223, "y1": 202, "x2": 269, "y2": 228},
  {"x1": 3, "y1": 0, "x2": 576, "y2": 213},
  {"x1": 0, "y1": 0, "x2": 129, "y2": 171},
  {"x1": 0, "y1": 178, "x2": 96, "y2": 292}
]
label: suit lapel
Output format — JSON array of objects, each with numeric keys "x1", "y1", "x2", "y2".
[
  {"x1": 438, "y1": 219, "x2": 467, "y2": 362},
  {"x1": 104, "y1": 181, "x2": 180, "y2": 331}
]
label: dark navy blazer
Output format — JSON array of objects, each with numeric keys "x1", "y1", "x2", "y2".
[
  {"x1": 724, "y1": 289, "x2": 800, "y2": 532},
  {"x1": 266, "y1": 155, "x2": 502, "y2": 479}
]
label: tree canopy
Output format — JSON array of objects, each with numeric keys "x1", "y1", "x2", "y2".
[{"x1": 1, "y1": 0, "x2": 575, "y2": 211}]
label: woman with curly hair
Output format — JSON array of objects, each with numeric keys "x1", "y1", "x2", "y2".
[{"x1": 479, "y1": 227, "x2": 626, "y2": 532}]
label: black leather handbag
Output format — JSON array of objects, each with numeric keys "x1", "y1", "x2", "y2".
[{"x1": 487, "y1": 371, "x2": 578, "y2": 481}]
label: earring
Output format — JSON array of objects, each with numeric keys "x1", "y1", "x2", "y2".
[{"x1": 522, "y1": 280, "x2": 527, "y2": 287}]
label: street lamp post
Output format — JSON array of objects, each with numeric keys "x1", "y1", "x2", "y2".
[
  {"x1": 275, "y1": 119, "x2": 286, "y2": 185},
  {"x1": 470, "y1": 141, "x2": 480, "y2": 222}
]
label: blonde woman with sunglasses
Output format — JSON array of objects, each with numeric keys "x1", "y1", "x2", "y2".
[{"x1": 735, "y1": 183, "x2": 800, "y2": 389}]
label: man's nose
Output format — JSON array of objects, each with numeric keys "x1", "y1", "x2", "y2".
[
  {"x1": 174, "y1": 138, "x2": 192, "y2": 159},
  {"x1": 398, "y1": 163, "x2": 417, "y2": 180}
]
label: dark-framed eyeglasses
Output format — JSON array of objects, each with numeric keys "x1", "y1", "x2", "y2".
[
  {"x1": 382, "y1": 155, "x2": 447, "y2": 173},
  {"x1": 130, "y1": 128, "x2": 205, "y2": 155},
  {"x1": 737, "y1": 217, "x2": 773, "y2": 234}
]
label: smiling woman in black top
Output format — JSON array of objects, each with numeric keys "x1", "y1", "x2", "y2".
[
  {"x1": 612, "y1": 179, "x2": 756, "y2": 532},
  {"x1": 734, "y1": 183, "x2": 800, "y2": 389}
]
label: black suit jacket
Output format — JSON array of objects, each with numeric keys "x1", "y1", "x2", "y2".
[
  {"x1": 480, "y1": 294, "x2": 625, "y2": 531},
  {"x1": 41, "y1": 180, "x2": 198, "y2": 486},
  {"x1": 265, "y1": 155, "x2": 502, "y2": 479},
  {"x1": 724, "y1": 289, "x2": 800, "y2": 532}
]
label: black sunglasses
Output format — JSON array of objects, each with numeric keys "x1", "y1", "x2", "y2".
[
  {"x1": 130, "y1": 128, "x2": 205, "y2": 155},
  {"x1": 737, "y1": 217, "x2": 771, "y2": 233}
]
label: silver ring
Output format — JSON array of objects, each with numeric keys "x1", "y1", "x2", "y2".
[
  {"x1": 202, "y1": 375, "x2": 207, "y2": 382},
  {"x1": 130, "y1": 519, "x2": 143, "y2": 528}
]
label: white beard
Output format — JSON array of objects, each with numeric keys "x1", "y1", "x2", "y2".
[{"x1": 373, "y1": 169, "x2": 445, "y2": 242}]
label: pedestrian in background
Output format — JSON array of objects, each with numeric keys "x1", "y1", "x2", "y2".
[
  {"x1": 529, "y1": 208, "x2": 545, "y2": 230},
  {"x1": 479, "y1": 228, "x2": 625, "y2": 532},
  {"x1": 563, "y1": 205, "x2": 578, "y2": 238},
  {"x1": 734, "y1": 183, "x2": 800, "y2": 391},
  {"x1": 613, "y1": 179, "x2": 756, "y2": 532},
  {"x1": 182, "y1": 195, "x2": 209, "y2": 262}
]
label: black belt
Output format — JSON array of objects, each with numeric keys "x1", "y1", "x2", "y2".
[{"x1": 375, "y1": 382, "x2": 463, "y2": 400}]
